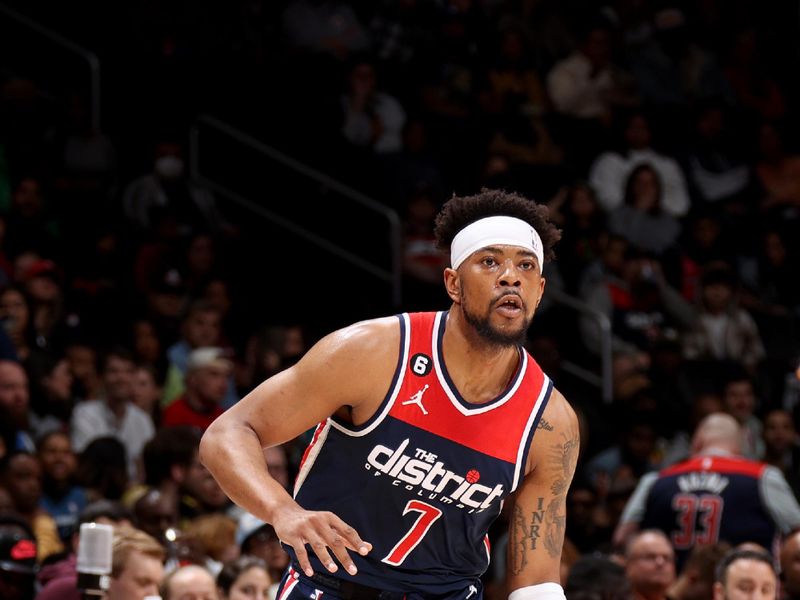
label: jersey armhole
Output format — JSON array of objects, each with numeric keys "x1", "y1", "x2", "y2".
[
  {"x1": 513, "y1": 377, "x2": 553, "y2": 491},
  {"x1": 329, "y1": 313, "x2": 410, "y2": 436}
]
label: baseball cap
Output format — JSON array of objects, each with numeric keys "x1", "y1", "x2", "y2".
[
  {"x1": 0, "y1": 523, "x2": 38, "y2": 575},
  {"x1": 236, "y1": 512, "x2": 270, "y2": 547},
  {"x1": 186, "y1": 347, "x2": 233, "y2": 373},
  {"x1": 21, "y1": 259, "x2": 60, "y2": 283}
]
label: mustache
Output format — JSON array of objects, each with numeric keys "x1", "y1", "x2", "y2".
[{"x1": 492, "y1": 291, "x2": 526, "y2": 310}]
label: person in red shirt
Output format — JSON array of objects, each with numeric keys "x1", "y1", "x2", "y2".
[{"x1": 161, "y1": 347, "x2": 232, "y2": 430}]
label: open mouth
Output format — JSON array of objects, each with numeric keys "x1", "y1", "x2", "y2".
[{"x1": 495, "y1": 294, "x2": 523, "y2": 313}]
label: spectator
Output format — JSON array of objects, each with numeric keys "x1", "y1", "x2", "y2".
[
  {"x1": 107, "y1": 525, "x2": 166, "y2": 600},
  {"x1": 36, "y1": 431, "x2": 87, "y2": 543},
  {"x1": 546, "y1": 182, "x2": 607, "y2": 294},
  {"x1": 583, "y1": 410, "x2": 662, "y2": 497},
  {"x1": 161, "y1": 347, "x2": 232, "y2": 431},
  {"x1": 624, "y1": 529, "x2": 676, "y2": 600},
  {"x1": 0, "y1": 513, "x2": 38, "y2": 600},
  {"x1": 235, "y1": 514, "x2": 287, "y2": 596},
  {"x1": 70, "y1": 348, "x2": 155, "y2": 481},
  {"x1": 3, "y1": 176, "x2": 59, "y2": 258},
  {"x1": 614, "y1": 413, "x2": 800, "y2": 569},
  {"x1": 137, "y1": 426, "x2": 229, "y2": 525},
  {"x1": 625, "y1": 7, "x2": 732, "y2": 114},
  {"x1": 0, "y1": 451, "x2": 63, "y2": 561},
  {"x1": 760, "y1": 409, "x2": 800, "y2": 500},
  {"x1": 75, "y1": 436, "x2": 129, "y2": 502},
  {"x1": 133, "y1": 487, "x2": 179, "y2": 549},
  {"x1": 280, "y1": 0, "x2": 369, "y2": 62},
  {"x1": 580, "y1": 251, "x2": 695, "y2": 357},
  {"x1": 0, "y1": 287, "x2": 33, "y2": 363},
  {"x1": 666, "y1": 542, "x2": 732, "y2": 600},
  {"x1": 216, "y1": 555, "x2": 272, "y2": 600},
  {"x1": 398, "y1": 188, "x2": 449, "y2": 311},
  {"x1": 182, "y1": 513, "x2": 239, "y2": 577},
  {"x1": 339, "y1": 55, "x2": 407, "y2": 156},
  {"x1": 780, "y1": 530, "x2": 800, "y2": 600},
  {"x1": 0, "y1": 360, "x2": 34, "y2": 452},
  {"x1": 121, "y1": 138, "x2": 229, "y2": 238},
  {"x1": 64, "y1": 341, "x2": 101, "y2": 402},
  {"x1": 723, "y1": 29, "x2": 786, "y2": 121},
  {"x1": 739, "y1": 227, "x2": 800, "y2": 317},
  {"x1": 564, "y1": 553, "x2": 631, "y2": 600},
  {"x1": 659, "y1": 389, "x2": 724, "y2": 467},
  {"x1": 589, "y1": 110, "x2": 690, "y2": 218},
  {"x1": 34, "y1": 499, "x2": 135, "y2": 599},
  {"x1": 754, "y1": 120, "x2": 800, "y2": 215},
  {"x1": 162, "y1": 301, "x2": 237, "y2": 410},
  {"x1": 682, "y1": 262, "x2": 766, "y2": 375},
  {"x1": 161, "y1": 563, "x2": 218, "y2": 600},
  {"x1": 18, "y1": 259, "x2": 67, "y2": 354},
  {"x1": 608, "y1": 163, "x2": 682, "y2": 256},
  {"x1": 26, "y1": 352, "x2": 75, "y2": 439},
  {"x1": 131, "y1": 364, "x2": 163, "y2": 425},
  {"x1": 712, "y1": 548, "x2": 777, "y2": 600},
  {"x1": 682, "y1": 101, "x2": 751, "y2": 206},
  {"x1": 546, "y1": 20, "x2": 639, "y2": 170},
  {"x1": 720, "y1": 368, "x2": 765, "y2": 460}
]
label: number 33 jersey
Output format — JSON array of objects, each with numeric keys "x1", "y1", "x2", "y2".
[{"x1": 290, "y1": 311, "x2": 553, "y2": 594}]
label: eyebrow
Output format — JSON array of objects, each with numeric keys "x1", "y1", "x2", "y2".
[{"x1": 479, "y1": 246, "x2": 537, "y2": 258}]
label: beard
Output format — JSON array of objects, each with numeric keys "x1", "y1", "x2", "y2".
[{"x1": 461, "y1": 290, "x2": 532, "y2": 348}]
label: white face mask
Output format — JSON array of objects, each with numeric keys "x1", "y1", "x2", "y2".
[{"x1": 154, "y1": 155, "x2": 184, "y2": 180}]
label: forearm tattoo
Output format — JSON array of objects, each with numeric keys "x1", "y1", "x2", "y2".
[{"x1": 510, "y1": 430, "x2": 579, "y2": 571}]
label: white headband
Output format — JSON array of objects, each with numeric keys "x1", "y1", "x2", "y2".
[{"x1": 450, "y1": 216, "x2": 544, "y2": 271}]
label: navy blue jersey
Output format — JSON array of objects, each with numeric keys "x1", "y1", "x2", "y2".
[
  {"x1": 641, "y1": 455, "x2": 777, "y2": 565},
  {"x1": 289, "y1": 311, "x2": 552, "y2": 594}
]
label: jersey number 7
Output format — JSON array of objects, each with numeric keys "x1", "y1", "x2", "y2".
[{"x1": 382, "y1": 500, "x2": 443, "y2": 566}]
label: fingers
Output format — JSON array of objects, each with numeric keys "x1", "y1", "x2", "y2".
[
  {"x1": 292, "y1": 541, "x2": 314, "y2": 578},
  {"x1": 287, "y1": 512, "x2": 372, "y2": 577},
  {"x1": 328, "y1": 512, "x2": 373, "y2": 556}
]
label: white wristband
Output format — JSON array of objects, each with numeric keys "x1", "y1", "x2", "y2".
[{"x1": 508, "y1": 583, "x2": 566, "y2": 600}]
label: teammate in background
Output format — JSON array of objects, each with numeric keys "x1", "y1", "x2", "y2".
[
  {"x1": 614, "y1": 412, "x2": 800, "y2": 570},
  {"x1": 200, "y1": 189, "x2": 579, "y2": 599}
]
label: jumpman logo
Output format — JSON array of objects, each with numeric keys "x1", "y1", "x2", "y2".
[
  {"x1": 466, "y1": 585, "x2": 478, "y2": 598},
  {"x1": 402, "y1": 384, "x2": 429, "y2": 415}
]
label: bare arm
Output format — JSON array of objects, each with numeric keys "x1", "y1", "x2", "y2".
[
  {"x1": 506, "y1": 390, "x2": 579, "y2": 594},
  {"x1": 199, "y1": 317, "x2": 399, "y2": 577}
]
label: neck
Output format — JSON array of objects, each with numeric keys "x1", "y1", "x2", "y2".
[
  {"x1": 666, "y1": 577, "x2": 688, "y2": 600},
  {"x1": 105, "y1": 396, "x2": 127, "y2": 419},
  {"x1": 633, "y1": 589, "x2": 667, "y2": 600},
  {"x1": 184, "y1": 391, "x2": 213, "y2": 413},
  {"x1": 442, "y1": 308, "x2": 521, "y2": 403}
]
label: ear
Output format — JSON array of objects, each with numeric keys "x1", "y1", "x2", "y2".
[
  {"x1": 712, "y1": 581, "x2": 724, "y2": 600},
  {"x1": 536, "y1": 276, "x2": 547, "y2": 309},
  {"x1": 444, "y1": 268, "x2": 460, "y2": 304}
]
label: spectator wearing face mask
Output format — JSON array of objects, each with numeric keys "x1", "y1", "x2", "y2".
[{"x1": 121, "y1": 138, "x2": 231, "y2": 238}]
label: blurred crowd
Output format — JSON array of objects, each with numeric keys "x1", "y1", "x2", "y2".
[{"x1": 2, "y1": 0, "x2": 800, "y2": 598}]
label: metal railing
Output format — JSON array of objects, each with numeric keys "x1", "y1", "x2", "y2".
[
  {"x1": 188, "y1": 116, "x2": 610, "y2": 400},
  {"x1": 547, "y1": 287, "x2": 613, "y2": 404},
  {"x1": 189, "y1": 114, "x2": 403, "y2": 308},
  {"x1": 0, "y1": 2, "x2": 101, "y2": 130}
]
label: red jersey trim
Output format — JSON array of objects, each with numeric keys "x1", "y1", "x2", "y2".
[{"x1": 660, "y1": 455, "x2": 767, "y2": 479}]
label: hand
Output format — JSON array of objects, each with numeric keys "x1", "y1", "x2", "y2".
[{"x1": 272, "y1": 504, "x2": 372, "y2": 577}]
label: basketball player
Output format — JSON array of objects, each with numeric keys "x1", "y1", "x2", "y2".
[
  {"x1": 200, "y1": 189, "x2": 579, "y2": 599},
  {"x1": 614, "y1": 412, "x2": 800, "y2": 570}
]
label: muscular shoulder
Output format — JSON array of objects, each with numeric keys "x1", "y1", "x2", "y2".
[
  {"x1": 292, "y1": 316, "x2": 402, "y2": 411},
  {"x1": 526, "y1": 388, "x2": 580, "y2": 475},
  {"x1": 311, "y1": 316, "x2": 400, "y2": 369}
]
